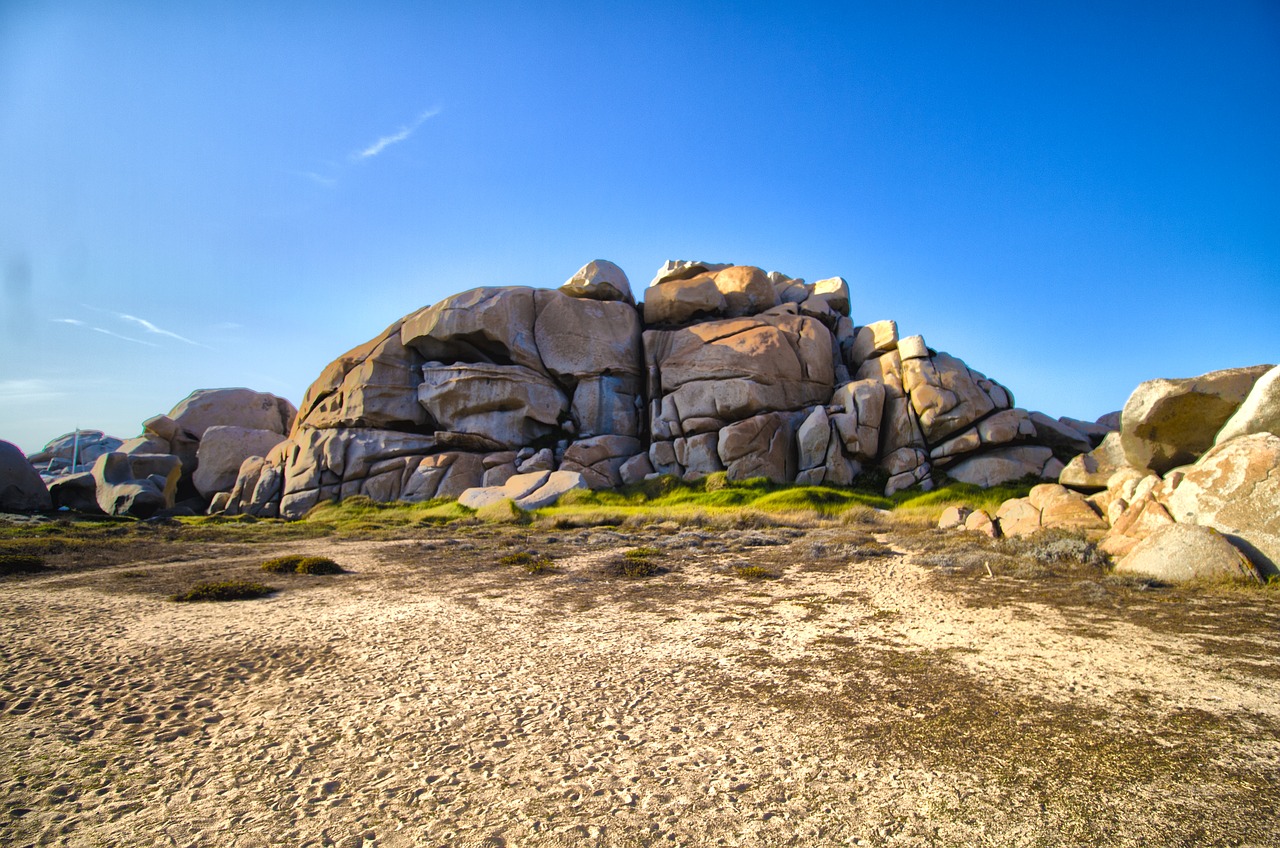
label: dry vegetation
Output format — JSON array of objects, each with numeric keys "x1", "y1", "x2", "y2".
[{"x1": 1, "y1": 481, "x2": 1278, "y2": 846}]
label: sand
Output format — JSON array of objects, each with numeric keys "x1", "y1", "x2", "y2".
[{"x1": 2, "y1": 522, "x2": 1278, "y2": 846}]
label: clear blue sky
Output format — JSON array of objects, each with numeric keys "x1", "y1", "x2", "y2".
[{"x1": 2, "y1": 1, "x2": 1278, "y2": 454}]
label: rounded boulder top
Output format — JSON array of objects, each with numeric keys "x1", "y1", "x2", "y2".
[{"x1": 560, "y1": 259, "x2": 634, "y2": 305}]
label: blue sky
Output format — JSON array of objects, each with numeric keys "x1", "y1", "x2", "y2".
[{"x1": 2, "y1": 1, "x2": 1277, "y2": 454}]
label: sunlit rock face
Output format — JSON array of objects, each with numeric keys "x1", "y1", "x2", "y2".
[{"x1": 218, "y1": 258, "x2": 1092, "y2": 518}]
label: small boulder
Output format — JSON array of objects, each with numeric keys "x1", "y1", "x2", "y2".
[
  {"x1": 560, "y1": 259, "x2": 634, "y2": 305},
  {"x1": 938, "y1": 505, "x2": 972, "y2": 530},
  {"x1": 92, "y1": 452, "x2": 181, "y2": 518},
  {"x1": 1059, "y1": 432, "x2": 1128, "y2": 491}
]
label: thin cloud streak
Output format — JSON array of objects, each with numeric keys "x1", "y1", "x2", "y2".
[
  {"x1": 117, "y1": 313, "x2": 200, "y2": 346},
  {"x1": 92, "y1": 327, "x2": 158, "y2": 347},
  {"x1": 354, "y1": 107, "x2": 441, "y2": 160},
  {"x1": 0, "y1": 379, "x2": 66, "y2": 403}
]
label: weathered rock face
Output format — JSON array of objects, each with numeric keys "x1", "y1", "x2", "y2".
[
  {"x1": 193, "y1": 426, "x2": 289, "y2": 499},
  {"x1": 218, "y1": 258, "x2": 1095, "y2": 518},
  {"x1": 1, "y1": 440, "x2": 52, "y2": 512},
  {"x1": 1120, "y1": 365, "x2": 1273, "y2": 475},
  {"x1": 1215, "y1": 365, "x2": 1280, "y2": 445},
  {"x1": 1164, "y1": 433, "x2": 1280, "y2": 576},
  {"x1": 170, "y1": 388, "x2": 297, "y2": 441},
  {"x1": 1058, "y1": 432, "x2": 1129, "y2": 491},
  {"x1": 92, "y1": 452, "x2": 181, "y2": 518}
]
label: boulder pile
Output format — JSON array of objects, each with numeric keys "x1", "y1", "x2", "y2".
[
  {"x1": 213, "y1": 259, "x2": 1106, "y2": 519},
  {"x1": 947, "y1": 364, "x2": 1280, "y2": 582},
  {"x1": 9, "y1": 388, "x2": 297, "y2": 518}
]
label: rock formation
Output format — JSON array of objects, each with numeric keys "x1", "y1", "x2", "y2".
[
  {"x1": 216, "y1": 259, "x2": 1102, "y2": 519},
  {"x1": 1, "y1": 440, "x2": 52, "y2": 512},
  {"x1": 21, "y1": 388, "x2": 296, "y2": 518},
  {"x1": 953, "y1": 364, "x2": 1279, "y2": 582}
]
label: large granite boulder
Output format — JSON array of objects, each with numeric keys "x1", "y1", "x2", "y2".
[
  {"x1": 192, "y1": 426, "x2": 289, "y2": 498},
  {"x1": 945, "y1": 446, "x2": 1057, "y2": 488},
  {"x1": 402, "y1": 287, "x2": 543, "y2": 372},
  {"x1": 645, "y1": 309, "x2": 834, "y2": 433},
  {"x1": 92, "y1": 452, "x2": 181, "y2": 518},
  {"x1": 169, "y1": 388, "x2": 296, "y2": 441},
  {"x1": 1164, "y1": 433, "x2": 1280, "y2": 576},
  {"x1": 1, "y1": 440, "x2": 52, "y2": 511},
  {"x1": 418, "y1": 363, "x2": 568, "y2": 448},
  {"x1": 1120, "y1": 365, "x2": 1273, "y2": 475},
  {"x1": 48, "y1": 472, "x2": 102, "y2": 514},
  {"x1": 295, "y1": 320, "x2": 428, "y2": 431},
  {"x1": 1215, "y1": 365, "x2": 1280, "y2": 445},
  {"x1": 1115, "y1": 524, "x2": 1258, "y2": 584},
  {"x1": 644, "y1": 265, "x2": 779, "y2": 326}
]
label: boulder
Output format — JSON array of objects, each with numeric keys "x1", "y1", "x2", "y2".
[
  {"x1": 1119, "y1": 364, "x2": 1273, "y2": 474},
  {"x1": 938, "y1": 505, "x2": 971, "y2": 530},
  {"x1": 1115, "y1": 524, "x2": 1258, "y2": 584},
  {"x1": 418, "y1": 363, "x2": 568, "y2": 449},
  {"x1": 644, "y1": 312, "x2": 834, "y2": 427},
  {"x1": 810, "y1": 277, "x2": 850, "y2": 316},
  {"x1": 649, "y1": 259, "x2": 732, "y2": 288},
  {"x1": 92, "y1": 452, "x2": 181, "y2": 518},
  {"x1": 560, "y1": 259, "x2": 634, "y2": 305},
  {"x1": 168, "y1": 388, "x2": 296, "y2": 440},
  {"x1": 945, "y1": 446, "x2": 1056, "y2": 488},
  {"x1": 296, "y1": 322, "x2": 428, "y2": 431},
  {"x1": 716, "y1": 412, "x2": 795, "y2": 483},
  {"x1": 533, "y1": 290, "x2": 642, "y2": 380},
  {"x1": 796, "y1": 406, "x2": 831, "y2": 471},
  {"x1": 1029, "y1": 484, "x2": 1107, "y2": 533},
  {"x1": 560, "y1": 435, "x2": 645, "y2": 489},
  {"x1": 1028, "y1": 412, "x2": 1093, "y2": 455},
  {"x1": 193, "y1": 426, "x2": 289, "y2": 498},
  {"x1": 643, "y1": 272, "x2": 727, "y2": 326},
  {"x1": 459, "y1": 471, "x2": 551, "y2": 510},
  {"x1": 1164, "y1": 433, "x2": 1280, "y2": 576},
  {"x1": 901, "y1": 349, "x2": 1011, "y2": 443},
  {"x1": 1057, "y1": 416, "x2": 1117, "y2": 446},
  {"x1": 964, "y1": 509, "x2": 999, "y2": 538},
  {"x1": 1215, "y1": 365, "x2": 1280, "y2": 444},
  {"x1": 513, "y1": 470, "x2": 588, "y2": 510},
  {"x1": 848, "y1": 320, "x2": 898, "y2": 368},
  {"x1": 48, "y1": 471, "x2": 102, "y2": 514},
  {"x1": 995, "y1": 497, "x2": 1041, "y2": 537},
  {"x1": 1100, "y1": 494, "x2": 1176, "y2": 558},
  {"x1": 402, "y1": 287, "x2": 544, "y2": 372},
  {"x1": 0, "y1": 440, "x2": 52, "y2": 511},
  {"x1": 1058, "y1": 432, "x2": 1128, "y2": 491},
  {"x1": 619, "y1": 453, "x2": 654, "y2": 485}
]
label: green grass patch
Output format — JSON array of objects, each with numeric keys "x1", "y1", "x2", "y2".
[
  {"x1": 498, "y1": 551, "x2": 554, "y2": 573},
  {"x1": 733, "y1": 564, "x2": 776, "y2": 580},
  {"x1": 173, "y1": 580, "x2": 276, "y2": 602},
  {"x1": 300, "y1": 496, "x2": 473, "y2": 534},
  {"x1": 261, "y1": 554, "x2": 344, "y2": 574}
]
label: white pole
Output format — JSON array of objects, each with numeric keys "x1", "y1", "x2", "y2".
[{"x1": 71, "y1": 427, "x2": 80, "y2": 472}]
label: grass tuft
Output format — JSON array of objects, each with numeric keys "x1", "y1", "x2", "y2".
[
  {"x1": 498, "y1": 551, "x2": 554, "y2": 573},
  {"x1": 173, "y1": 580, "x2": 276, "y2": 602},
  {"x1": 261, "y1": 554, "x2": 344, "y2": 574},
  {"x1": 733, "y1": 564, "x2": 776, "y2": 580}
]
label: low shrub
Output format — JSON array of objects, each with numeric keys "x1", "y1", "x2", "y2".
[
  {"x1": 733, "y1": 564, "x2": 775, "y2": 580},
  {"x1": 261, "y1": 554, "x2": 344, "y2": 575},
  {"x1": 173, "y1": 581, "x2": 276, "y2": 602},
  {"x1": 498, "y1": 551, "x2": 554, "y2": 573}
]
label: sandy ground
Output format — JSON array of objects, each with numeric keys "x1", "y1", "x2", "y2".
[{"x1": 2, "y1": 521, "x2": 1278, "y2": 847}]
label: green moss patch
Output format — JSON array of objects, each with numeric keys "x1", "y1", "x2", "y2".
[{"x1": 173, "y1": 580, "x2": 276, "y2": 602}]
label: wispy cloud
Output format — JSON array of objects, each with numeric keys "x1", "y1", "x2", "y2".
[
  {"x1": 297, "y1": 170, "x2": 338, "y2": 188},
  {"x1": 58, "y1": 309, "x2": 210, "y2": 349},
  {"x1": 116, "y1": 313, "x2": 202, "y2": 346},
  {"x1": 92, "y1": 326, "x2": 158, "y2": 346},
  {"x1": 51, "y1": 316, "x2": 156, "y2": 346},
  {"x1": 0, "y1": 378, "x2": 66, "y2": 403},
  {"x1": 353, "y1": 107, "x2": 441, "y2": 160}
]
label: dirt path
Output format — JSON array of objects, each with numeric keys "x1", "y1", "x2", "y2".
[{"x1": 2, "y1": 525, "x2": 1277, "y2": 847}]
